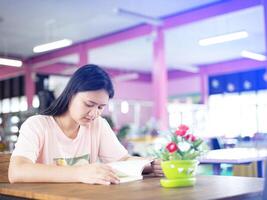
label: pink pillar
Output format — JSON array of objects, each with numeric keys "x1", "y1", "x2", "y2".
[
  {"x1": 24, "y1": 63, "x2": 35, "y2": 109},
  {"x1": 152, "y1": 27, "x2": 168, "y2": 130},
  {"x1": 200, "y1": 69, "x2": 209, "y2": 105},
  {"x1": 78, "y1": 45, "x2": 88, "y2": 67}
]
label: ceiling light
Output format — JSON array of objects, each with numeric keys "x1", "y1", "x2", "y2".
[
  {"x1": 0, "y1": 57, "x2": 23, "y2": 67},
  {"x1": 33, "y1": 39, "x2": 73, "y2": 53},
  {"x1": 171, "y1": 65, "x2": 199, "y2": 73},
  {"x1": 114, "y1": 8, "x2": 163, "y2": 26},
  {"x1": 199, "y1": 31, "x2": 248, "y2": 46},
  {"x1": 241, "y1": 50, "x2": 266, "y2": 61}
]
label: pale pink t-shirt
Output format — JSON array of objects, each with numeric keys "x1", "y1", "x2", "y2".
[{"x1": 12, "y1": 115, "x2": 128, "y2": 166}]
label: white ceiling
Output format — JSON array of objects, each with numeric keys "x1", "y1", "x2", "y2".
[{"x1": 0, "y1": 0, "x2": 265, "y2": 72}]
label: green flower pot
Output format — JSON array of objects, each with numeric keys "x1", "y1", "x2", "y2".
[{"x1": 160, "y1": 160, "x2": 199, "y2": 188}]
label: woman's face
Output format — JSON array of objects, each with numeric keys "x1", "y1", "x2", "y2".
[{"x1": 68, "y1": 89, "x2": 109, "y2": 125}]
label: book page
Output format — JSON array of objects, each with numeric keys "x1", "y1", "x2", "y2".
[{"x1": 107, "y1": 159, "x2": 152, "y2": 183}]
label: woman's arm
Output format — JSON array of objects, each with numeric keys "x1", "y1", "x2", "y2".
[{"x1": 9, "y1": 156, "x2": 120, "y2": 185}]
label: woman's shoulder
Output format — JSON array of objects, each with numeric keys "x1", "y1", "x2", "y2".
[
  {"x1": 87, "y1": 117, "x2": 109, "y2": 132},
  {"x1": 92, "y1": 116, "x2": 108, "y2": 126},
  {"x1": 22, "y1": 114, "x2": 53, "y2": 128},
  {"x1": 25, "y1": 114, "x2": 51, "y2": 122}
]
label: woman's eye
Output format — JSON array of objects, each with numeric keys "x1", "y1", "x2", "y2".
[
  {"x1": 85, "y1": 103, "x2": 94, "y2": 107},
  {"x1": 98, "y1": 106, "x2": 104, "y2": 110}
]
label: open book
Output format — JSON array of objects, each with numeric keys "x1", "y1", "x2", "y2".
[{"x1": 107, "y1": 159, "x2": 152, "y2": 183}]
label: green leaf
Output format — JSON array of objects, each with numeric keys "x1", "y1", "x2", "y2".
[{"x1": 193, "y1": 139, "x2": 203, "y2": 148}]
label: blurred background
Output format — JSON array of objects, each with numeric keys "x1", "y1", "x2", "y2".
[{"x1": 0, "y1": 0, "x2": 267, "y2": 176}]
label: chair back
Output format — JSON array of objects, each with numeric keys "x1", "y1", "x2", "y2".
[{"x1": 210, "y1": 138, "x2": 222, "y2": 150}]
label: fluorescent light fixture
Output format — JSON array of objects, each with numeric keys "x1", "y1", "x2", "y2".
[
  {"x1": 241, "y1": 50, "x2": 266, "y2": 61},
  {"x1": 199, "y1": 31, "x2": 248, "y2": 46},
  {"x1": 33, "y1": 39, "x2": 73, "y2": 53},
  {"x1": 0, "y1": 57, "x2": 23, "y2": 67},
  {"x1": 114, "y1": 8, "x2": 163, "y2": 26},
  {"x1": 171, "y1": 65, "x2": 199, "y2": 73}
]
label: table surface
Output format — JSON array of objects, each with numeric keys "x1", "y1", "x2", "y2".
[
  {"x1": 0, "y1": 153, "x2": 11, "y2": 183},
  {"x1": 200, "y1": 148, "x2": 267, "y2": 164},
  {"x1": 0, "y1": 175, "x2": 263, "y2": 200}
]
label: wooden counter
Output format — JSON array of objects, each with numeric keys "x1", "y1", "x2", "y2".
[
  {"x1": 0, "y1": 175, "x2": 264, "y2": 200},
  {"x1": 0, "y1": 153, "x2": 11, "y2": 183}
]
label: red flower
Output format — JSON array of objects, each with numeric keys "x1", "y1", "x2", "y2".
[
  {"x1": 185, "y1": 134, "x2": 196, "y2": 142},
  {"x1": 175, "y1": 129, "x2": 186, "y2": 136},
  {"x1": 166, "y1": 142, "x2": 178, "y2": 153},
  {"x1": 178, "y1": 124, "x2": 189, "y2": 131}
]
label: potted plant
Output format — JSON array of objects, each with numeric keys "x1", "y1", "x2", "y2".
[{"x1": 154, "y1": 125, "x2": 204, "y2": 188}]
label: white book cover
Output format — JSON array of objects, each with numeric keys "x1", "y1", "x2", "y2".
[{"x1": 107, "y1": 159, "x2": 152, "y2": 183}]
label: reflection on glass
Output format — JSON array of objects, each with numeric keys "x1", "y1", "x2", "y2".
[
  {"x1": 207, "y1": 94, "x2": 225, "y2": 137},
  {"x1": 10, "y1": 97, "x2": 20, "y2": 113},
  {"x1": 168, "y1": 103, "x2": 207, "y2": 137},
  {"x1": 20, "y1": 96, "x2": 28, "y2": 111},
  {"x1": 32, "y1": 95, "x2": 40, "y2": 108},
  {"x1": 207, "y1": 91, "x2": 267, "y2": 138},
  {"x1": 2, "y1": 98, "x2": 10, "y2": 113},
  {"x1": 240, "y1": 92, "x2": 257, "y2": 137},
  {"x1": 10, "y1": 125, "x2": 19, "y2": 133},
  {"x1": 258, "y1": 106, "x2": 267, "y2": 133},
  {"x1": 257, "y1": 90, "x2": 267, "y2": 133},
  {"x1": 10, "y1": 116, "x2": 20, "y2": 124},
  {"x1": 169, "y1": 90, "x2": 267, "y2": 138}
]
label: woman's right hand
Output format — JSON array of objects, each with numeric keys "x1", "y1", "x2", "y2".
[{"x1": 76, "y1": 163, "x2": 120, "y2": 185}]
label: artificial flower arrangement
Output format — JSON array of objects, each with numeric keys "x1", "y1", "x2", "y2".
[
  {"x1": 154, "y1": 124, "x2": 205, "y2": 188},
  {"x1": 154, "y1": 124, "x2": 204, "y2": 161}
]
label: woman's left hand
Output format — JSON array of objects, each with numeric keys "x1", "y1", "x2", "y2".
[{"x1": 151, "y1": 159, "x2": 164, "y2": 177}]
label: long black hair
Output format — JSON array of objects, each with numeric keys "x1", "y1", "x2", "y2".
[{"x1": 41, "y1": 64, "x2": 114, "y2": 116}]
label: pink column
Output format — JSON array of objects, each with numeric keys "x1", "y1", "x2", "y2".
[
  {"x1": 152, "y1": 27, "x2": 168, "y2": 130},
  {"x1": 200, "y1": 69, "x2": 208, "y2": 105},
  {"x1": 78, "y1": 45, "x2": 88, "y2": 67},
  {"x1": 24, "y1": 63, "x2": 35, "y2": 109}
]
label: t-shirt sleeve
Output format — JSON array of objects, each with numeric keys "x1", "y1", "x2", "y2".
[
  {"x1": 98, "y1": 118, "x2": 128, "y2": 163},
  {"x1": 11, "y1": 116, "x2": 44, "y2": 163}
]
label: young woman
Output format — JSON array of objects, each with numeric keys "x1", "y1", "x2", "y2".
[{"x1": 9, "y1": 64, "x2": 163, "y2": 185}]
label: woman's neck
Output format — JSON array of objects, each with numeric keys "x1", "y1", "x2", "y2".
[{"x1": 55, "y1": 113, "x2": 80, "y2": 139}]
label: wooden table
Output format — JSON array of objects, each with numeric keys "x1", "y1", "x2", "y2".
[
  {"x1": 0, "y1": 175, "x2": 263, "y2": 200},
  {"x1": 0, "y1": 153, "x2": 11, "y2": 183},
  {"x1": 199, "y1": 148, "x2": 267, "y2": 177}
]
